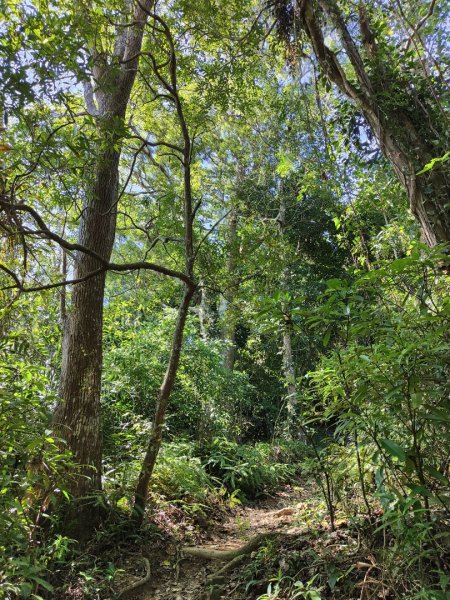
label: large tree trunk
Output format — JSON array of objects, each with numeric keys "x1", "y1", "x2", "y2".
[
  {"x1": 56, "y1": 146, "x2": 119, "y2": 499},
  {"x1": 53, "y1": 1, "x2": 153, "y2": 532},
  {"x1": 278, "y1": 0, "x2": 450, "y2": 247}
]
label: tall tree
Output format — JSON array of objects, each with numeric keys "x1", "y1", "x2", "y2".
[
  {"x1": 221, "y1": 184, "x2": 241, "y2": 371},
  {"x1": 53, "y1": 0, "x2": 153, "y2": 523},
  {"x1": 131, "y1": 10, "x2": 197, "y2": 521},
  {"x1": 277, "y1": 190, "x2": 300, "y2": 436},
  {"x1": 274, "y1": 0, "x2": 450, "y2": 247}
]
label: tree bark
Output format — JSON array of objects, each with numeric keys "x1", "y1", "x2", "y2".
[
  {"x1": 133, "y1": 284, "x2": 195, "y2": 520},
  {"x1": 222, "y1": 204, "x2": 239, "y2": 370},
  {"x1": 282, "y1": 323, "x2": 298, "y2": 425},
  {"x1": 53, "y1": 0, "x2": 154, "y2": 530},
  {"x1": 285, "y1": 0, "x2": 450, "y2": 247},
  {"x1": 56, "y1": 145, "x2": 120, "y2": 499}
]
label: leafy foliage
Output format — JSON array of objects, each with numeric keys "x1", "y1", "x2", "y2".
[
  {"x1": 197, "y1": 438, "x2": 304, "y2": 499},
  {"x1": 0, "y1": 0, "x2": 449, "y2": 597}
]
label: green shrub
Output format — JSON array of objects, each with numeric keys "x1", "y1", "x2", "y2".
[
  {"x1": 105, "y1": 442, "x2": 213, "y2": 508},
  {"x1": 102, "y1": 312, "x2": 254, "y2": 455},
  {"x1": 197, "y1": 438, "x2": 302, "y2": 499},
  {"x1": 0, "y1": 325, "x2": 75, "y2": 599},
  {"x1": 303, "y1": 243, "x2": 450, "y2": 588},
  {"x1": 150, "y1": 442, "x2": 213, "y2": 502}
]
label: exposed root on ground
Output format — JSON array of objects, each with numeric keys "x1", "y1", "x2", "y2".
[
  {"x1": 183, "y1": 531, "x2": 297, "y2": 599},
  {"x1": 183, "y1": 531, "x2": 286, "y2": 562},
  {"x1": 116, "y1": 556, "x2": 151, "y2": 598},
  {"x1": 135, "y1": 484, "x2": 309, "y2": 599}
]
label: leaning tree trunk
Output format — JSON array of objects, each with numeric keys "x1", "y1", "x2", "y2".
[
  {"x1": 132, "y1": 20, "x2": 197, "y2": 523},
  {"x1": 53, "y1": 0, "x2": 153, "y2": 533},
  {"x1": 133, "y1": 285, "x2": 195, "y2": 521},
  {"x1": 133, "y1": 135, "x2": 196, "y2": 523},
  {"x1": 278, "y1": 0, "x2": 450, "y2": 247}
]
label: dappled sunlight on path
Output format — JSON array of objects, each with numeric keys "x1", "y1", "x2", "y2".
[{"x1": 125, "y1": 484, "x2": 312, "y2": 600}]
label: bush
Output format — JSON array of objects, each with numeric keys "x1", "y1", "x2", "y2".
[
  {"x1": 303, "y1": 244, "x2": 450, "y2": 587},
  {"x1": 104, "y1": 441, "x2": 213, "y2": 510},
  {"x1": 196, "y1": 438, "x2": 303, "y2": 499},
  {"x1": 101, "y1": 311, "x2": 254, "y2": 456},
  {"x1": 0, "y1": 324, "x2": 74, "y2": 599},
  {"x1": 150, "y1": 442, "x2": 213, "y2": 502}
]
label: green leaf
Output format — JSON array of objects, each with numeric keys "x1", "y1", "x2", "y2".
[
  {"x1": 424, "y1": 466, "x2": 449, "y2": 485},
  {"x1": 19, "y1": 583, "x2": 33, "y2": 598},
  {"x1": 407, "y1": 484, "x2": 431, "y2": 497},
  {"x1": 380, "y1": 439, "x2": 406, "y2": 461},
  {"x1": 425, "y1": 410, "x2": 450, "y2": 423},
  {"x1": 326, "y1": 278, "x2": 345, "y2": 290},
  {"x1": 416, "y1": 151, "x2": 450, "y2": 175},
  {"x1": 30, "y1": 576, "x2": 54, "y2": 592},
  {"x1": 323, "y1": 328, "x2": 331, "y2": 347},
  {"x1": 276, "y1": 153, "x2": 294, "y2": 177},
  {"x1": 410, "y1": 392, "x2": 423, "y2": 409}
]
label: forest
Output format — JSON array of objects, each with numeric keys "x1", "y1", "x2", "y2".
[{"x1": 0, "y1": 0, "x2": 449, "y2": 598}]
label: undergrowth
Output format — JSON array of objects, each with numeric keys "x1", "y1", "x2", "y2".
[
  {"x1": 0, "y1": 437, "x2": 303, "y2": 599},
  {"x1": 195, "y1": 437, "x2": 305, "y2": 500},
  {"x1": 230, "y1": 512, "x2": 450, "y2": 600}
]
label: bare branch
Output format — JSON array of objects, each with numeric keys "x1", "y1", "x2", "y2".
[
  {"x1": 0, "y1": 200, "x2": 196, "y2": 289},
  {"x1": 405, "y1": 0, "x2": 437, "y2": 50},
  {"x1": 194, "y1": 209, "x2": 232, "y2": 259}
]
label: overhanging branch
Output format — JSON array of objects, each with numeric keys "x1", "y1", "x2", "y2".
[{"x1": 0, "y1": 200, "x2": 196, "y2": 290}]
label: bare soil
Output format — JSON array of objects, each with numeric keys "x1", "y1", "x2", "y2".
[{"x1": 119, "y1": 484, "x2": 310, "y2": 600}]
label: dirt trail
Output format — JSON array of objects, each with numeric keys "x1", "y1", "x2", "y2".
[{"x1": 126, "y1": 486, "x2": 308, "y2": 600}]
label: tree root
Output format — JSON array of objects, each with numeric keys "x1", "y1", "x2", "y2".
[
  {"x1": 184, "y1": 532, "x2": 293, "y2": 599},
  {"x1": 183, "y1": 531, "x2": 282, "y2": 562},
  {"x1": 116, "y1": 556, "x2": 151, "y2": 599}
]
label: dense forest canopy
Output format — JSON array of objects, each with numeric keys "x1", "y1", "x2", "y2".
[{"x1": 0, "y1": 0, "x2": 449, "y2": 598}]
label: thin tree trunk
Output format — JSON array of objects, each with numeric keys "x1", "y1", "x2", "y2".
[
  {"x1": 278, "y1": 196, "x2": 297, "y2": 427},
  {"x1": 282, "y1": 323, "x2": 297, "y2": 424},
  {"x1": 222, "y1": 204, "x2": 238, "y2": 370},
  {"x1": 278, "y1": 194, "x2": 306, "y2": 441},
  {"x1": 133, "y1": 284, "x2": 195, "y2": 521},
  {"x1": 199, "y1": 281, "x2": 210, "y2": 340},
  {"x1": 132, "y1": 19, "x2": 196, "y2": 523}
]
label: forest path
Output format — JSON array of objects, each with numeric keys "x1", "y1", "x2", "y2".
[{"x1": 131, "y1": 484, "x2": 311, "y2": 600}]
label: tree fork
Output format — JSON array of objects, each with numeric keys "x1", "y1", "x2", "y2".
[{"x1": 277, "y1": 0, "x2": 450, "y2": 247}]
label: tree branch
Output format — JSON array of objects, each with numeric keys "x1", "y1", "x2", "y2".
[{"x1": 0, "y1": 200, "x2": 196, "y2": 288}]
